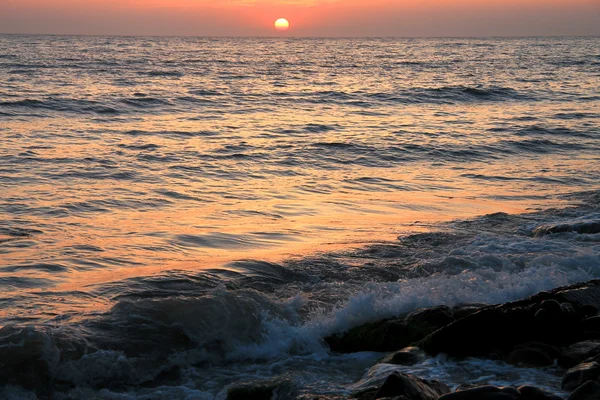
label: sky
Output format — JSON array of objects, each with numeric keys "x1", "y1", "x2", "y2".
[{"x1": 1, "y1": 0, "x2": 599, "y2": 37}]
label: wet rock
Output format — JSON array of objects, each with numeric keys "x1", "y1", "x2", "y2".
[
  {"x1": 557, "y1": 283, "x2": 600, "y2": 314},
  {"x1": 517, "y1": 385, "x2": 563, "y2": 400},
  {"x1": 405, "y1": 306, "x2": 453, "y2": 329},
  {"x1": 581, "y1": 316, "x2": 600, "y2": 339},
  {"x1": 507, "y1": 342, "x2": 559, "y2": 367},
  {"x1": 507, "y1": 346, "x2": 553, "y2": 367},
  {"x1": 325, "y1": 318, "x2": 409, "y2": 353},
  {"x1": 373, "y1": 372, "x2": 449, "y2": 400},
  {"x1": 541, "y1": 300, "x2": 564, "y2": 315},
  {"x1": 226, "y1": 377, "x2": 296, "y2": 400},
  {"x1": 361, "y1": 396, "x2": 408, "y2": 400},
  {"x1": 453, "y1": 383, "x2": 484, "y2": 392},
  {"x1": 582, "y1": 316, "x2": 600, "y2": 330},
  {"x1": 419, "y1": 305, "x2": 531, "y2": 358},
  {"x1": 532, "y1": 221, "x2": 600, "y2": 237},
  {"x1": 326, "y1": 305, "x2": 456, "y2": 353},
  {"x1": 438, "y1": 385, "x2": 520, "y2": 400},
  {"x1": 559, "y1": 341, "x2": 600, "y2": 369},
  {"x1": 420, "y1": 280, "x2": 600, "y2": 358},
  {"x1": 356, "y1": 390, "x2": 378, "y2": 400},
  {"x1": 377, "y1": 398, "x2": 409, "y2": 400},
  {"x1": 452, "y1": 303, "x2": 487, "y2": 320},
  {"x1": 562, "y1": 303, "x2": 577, "y2": 315},
  {"x1": 562, "y1": 362, "x2": 600, "y2": 391},
  {"x1": 380, "y1": 347, "x2": 428, "y2": 366},
  {"x1": 227, "y1": 383, "x2": 274, "y2": 400},
  {"x1": 312, "y1": 397, "x2": 354, "y2": 400},
  {"x1": 567, "y1": 380, "x2": 600, "y2": 400}
]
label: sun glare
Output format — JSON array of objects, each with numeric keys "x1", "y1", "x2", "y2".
[{"x1": 274, "y1": 18, "x2": 290, "y2": 31}]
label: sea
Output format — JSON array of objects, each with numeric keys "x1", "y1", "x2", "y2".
[{"x1": 0, "y1": 35, "x2": 599, "y2": 399}]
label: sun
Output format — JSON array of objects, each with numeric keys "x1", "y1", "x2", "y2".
[{"x1": 274, "y1": 18, "x2": 290, "y2": 32}]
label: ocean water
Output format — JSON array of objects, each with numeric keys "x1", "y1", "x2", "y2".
[{"x1": 0, "y1": 35, "x2": 599, "y2": 398}]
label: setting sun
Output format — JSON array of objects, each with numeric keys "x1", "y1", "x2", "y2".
[{"x1": 274, "y1": 18, "x2": 290, "y2": 31}]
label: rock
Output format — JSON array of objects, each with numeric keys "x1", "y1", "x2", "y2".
[
  {"x1": 583, "y1": 306, "x2": 599, "y2": 318},
  {"x1": 452, "y1": 303, "x2": 487, "y2": 320},
  {"x1": 438, "y1": 385, "x2": 520, "y2": 399},
  {"x1": 562, "y1": 362, "x2": 600, "y2": 391},
  {"x1": 507, "y1": 342, "x2": 559, "y2": 367},
  {"x1": 582, "y1": 316, "x2": 600, "y2": 339},
  {"x1": 507, "y1": 347, "x2": 553, "y2": 367},
  {"x1": 377, "y1": 398, "x2": 409, "y2": 400},
  {"x1": 558, "y1": 282, "x2": 600, "y2": 313},
  {"x1": 567, "y1": 380, "x2": 600, "y2": 400},
  {"x1": 532, "y1": 221, "x2": 600, "y2": 237},
  {"x1": 541, "y1": 300, "x2": 564, "y2": 315},
  {"x1": 420, "y1": 280, "x2": 600, "y2": 358},
  {"x1": 582, "y1": 316, "x2": 600, "y2": 331},
  {"x1": 227, "y1": 383, "x2": 274, "y2": 400},
  {"x1": 419, "y1": 305, "x2": 531, "y2": 358},
  {"x1": 373, "y1": 372, "x2": 450, "y2": 400},
  {"x1": 454, "y1": 384, "x2": 484, "y2": 392},
  {"x1": 227, "y1": 378, "x2": 295, "y2": 400},
  {"x1": 325, "y1": 318, "x2": 409, "y2": 353},
  {"x1": 559, "y1": 341, "x2": 600, "y2": 368},
  {"x1": 375, "y1": 397, "x2": 409, "y2": 400},
  {"x1": 517, "y1": 385, "x2": 563, "y2": 400},
  {"x1": 326, "y1": 305, "x2": 456, "y2": 353},
  {"x1": 534, "y1": 308, "x2": 552, "y2": 322},
  {"x1": 380, "y1": 347, "x2": 428, "y2": 366},
  {"x1": 405, "y1": 306, "x2": 454, "y2": 329},
  {"x1": 356, "y1": 390, "x2": 377, "y2": 400},
  {"x1": 562, "y1": 303, "x2": 577, "y2": 315}
]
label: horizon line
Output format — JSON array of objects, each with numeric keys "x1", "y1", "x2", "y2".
[{"x1": 1, "y1": 32, "x2": 599, "y2": 39}]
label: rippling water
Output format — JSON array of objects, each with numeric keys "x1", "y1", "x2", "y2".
[{"x1": 0, "y1": 36, "x2": 599, "y2": 398}]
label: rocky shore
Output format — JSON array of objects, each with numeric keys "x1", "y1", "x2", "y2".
[{"x1": 228, "y1": 280, "x2": 600, "y2": 399}]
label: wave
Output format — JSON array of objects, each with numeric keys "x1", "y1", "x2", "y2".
[
  {"x1": 284, "y1": 86, "x2": 532, "y2": 107},
  {"x1": 188, "y1": 89, "x2": 225, "y2": 97},
  {"x1": 0, "y1": 276, "x2": 54, "y2": 289},
  {"x1": 501, "y1": 138, "x2": 588, "y2": 154},
  {"x1": 123, "y1": 129, "x2": 218, "y2": 137},
  {"x1": 515, "y1": 125, "x2": 598, "y2": 139},
  {"x1": 0, "y1": 99, "x2": 45, "y2": 108},
  {"x1": 0, "y1": 98, "x2": 122, "y2": 115},
  {"x1": 0, "y1": 84, "x2": 570, "y2": 118},
  {"x1": 0, "y1": 96, "x2": 175, "y2": 116},
  {"x1": 120, "y1": 97, "x2": 171, "y2": 107},
  {"x1": 142, "y1": 70, "x2": 184, "y2": 78},
  {"x1": 0, "y1": 191, "x2": 598, "y2": 397},
  {"x1": 408, "y1": 86, "x2": 530, "y2": 103}
]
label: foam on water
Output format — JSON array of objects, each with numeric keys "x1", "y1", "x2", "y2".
[{"x1": 351, "y1": 356, "x2": 566, "y2": 396}]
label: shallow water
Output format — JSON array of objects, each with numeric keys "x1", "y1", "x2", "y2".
[{"x1": 0, "y1": 36, "x2": 599, "y2": 398}]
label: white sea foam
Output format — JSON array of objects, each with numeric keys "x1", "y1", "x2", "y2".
[{"x1": 351, "y1": 355, "x2": 566, "y2": 395}]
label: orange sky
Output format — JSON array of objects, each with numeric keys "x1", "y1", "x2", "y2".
[{"x1": 1, "y1": 0, "x2": 599, "y2": 36}]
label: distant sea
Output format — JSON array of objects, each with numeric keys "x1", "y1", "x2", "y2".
[{"x1": 0, "y1": 36, "x2": 599, "y2": 398}]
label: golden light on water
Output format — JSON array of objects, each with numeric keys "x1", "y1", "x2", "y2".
[
  {"x1": 274, "y1": 18, "x2": 290, "y2": 31},
  {"x1": 2, "y1": 36, "x2": 598, "y2": 336}
]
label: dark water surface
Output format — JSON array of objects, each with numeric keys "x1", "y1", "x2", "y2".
[{"x1": 0, "y1": 36, "x2": 599, "y2": 398}]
